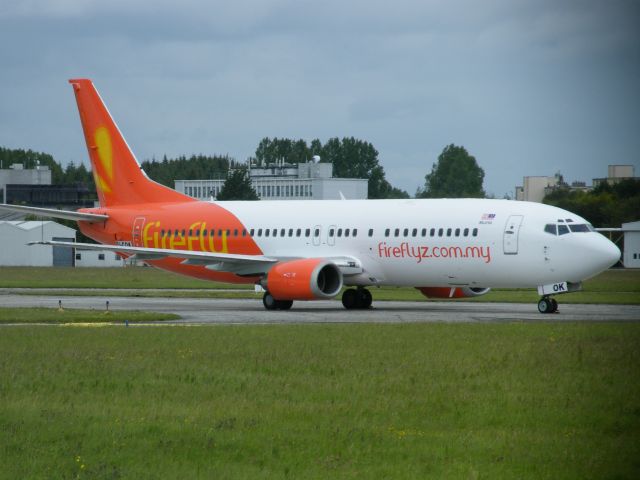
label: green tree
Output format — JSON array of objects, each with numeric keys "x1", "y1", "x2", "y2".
[
  {"x1": 418, "y1": 144, "x2": 485, "y2": 198},
  {"x1": 216, "y1": 168, "x2": 259, "y2": 201}
]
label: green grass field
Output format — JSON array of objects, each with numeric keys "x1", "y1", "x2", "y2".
[
  {"x1": 0, "y1": 308, "x2": 179, "y2": 324},
  {"x1": 1, "y1": 267, "x2": 639, "y2": 304},
  {"x1": 1, "y1": 323, "x2": 639, "y2": 479}
]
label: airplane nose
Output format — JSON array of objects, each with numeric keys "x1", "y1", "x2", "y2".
[{"x1": 595, "y1": 235, "x2": 621, "y2": 270}]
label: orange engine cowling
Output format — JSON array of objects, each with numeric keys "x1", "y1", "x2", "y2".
[
  {"x1": 417, "y1": 286, "x2": 491, "y2": 299},
  {"x1": 263, "y1": 258, "x2": 343, "y2": 300}
]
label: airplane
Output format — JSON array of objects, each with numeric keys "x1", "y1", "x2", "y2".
[{"x1": 0, "y1": 79, "x2": 621, "y2": 313}]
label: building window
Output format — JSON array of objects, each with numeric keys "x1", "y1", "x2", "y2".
[
  {"x1": 98, "y1": 254, "x2": 105, "y2": 260},
  {"x1": 75, "y1": 253, "x2": 81, "y2": 260},
  {"x1": 115, "y1": 255, "x2": 121, "y2": 260}
]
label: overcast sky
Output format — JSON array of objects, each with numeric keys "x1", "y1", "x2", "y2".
[{"x1": 1, "y1": 0, "x2": 638, "y2": 197}]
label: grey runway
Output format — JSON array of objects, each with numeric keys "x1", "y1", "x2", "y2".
[{"x1": 1, "y1": 293, "x2": 639, "y2": 324}]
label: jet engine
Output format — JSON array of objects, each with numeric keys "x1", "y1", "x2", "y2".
[
  {"x1": 262, "y1": 258, "x2": 343, "y2": 300},
  {"x1": 417, "y1": 286, "x2": 491, "y2": 298}
]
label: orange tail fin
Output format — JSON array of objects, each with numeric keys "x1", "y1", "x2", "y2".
[{"x1": 69, "y1": 78, "x2": 192, "y2": 207}]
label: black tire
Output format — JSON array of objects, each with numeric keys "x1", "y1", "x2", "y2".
[
  {"x1": 278, "y1": 300, "x2": 293, "y2": 310},
  {"x1": 537, "y1": 298, "x2": 552, "y2": 314},
  {"x1": 356, "y1": 288, "x2": 373, "y2": 309},
  {"x1": 342, "y1": 288, "x2": 357, "y2": 309},
  {"x1": 550, "y1": 298, "x2": 558, "y2": 313},
  {"x1": 263, "y1": 292, "x2": 278, "y2": 310}
]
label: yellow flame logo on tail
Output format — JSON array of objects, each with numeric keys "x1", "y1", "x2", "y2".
[{"x1": 93, "y1": 126, "x2": 113, "y2": 194}]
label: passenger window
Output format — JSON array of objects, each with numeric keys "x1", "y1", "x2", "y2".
[
  {"x1": 345, "y1": 229, "x2": 350, "y2": 237},
  {"x1": 265, "y1": 229, "x2": 270, "y2": 237},
  {"x1": 353, "y1": 229, "x2": 358, "y2": 237},
  {"x1": 181, "y1": 229, "x2": 186, "y2": 237},
  {"x1": 385, "y1": 228, "x2": 390, "y2": 237},
  {"x1": 472, "y1": 228, "x2": 478, "y2": 237},
  {"x1": 421, "y1": 228, "x2": 426, "y2": 237},
  {"x1": 188, "y1": 229, "x2": 192, "y2": 236},
  {"x1": 544, "y1": 224, "x2": 557, "y2": 235},
  {"x1": 438, "y1": 228, "x2": 443, "y2": 237},
  {"x1": 242, "y1": 229, "x2": 246, "y2": 237},
  {"x1": 430, "y1": 228, "x2": 436, "y2": 237},
  {"x1": 250, "y1": 229, "x2": 255, "y2": 237},
  {"x1": 234, "y1": 229, "x2": 238, "y2": 236},
  {"x1": 455, "y1": 228, "x2": 460, "y2": 237},
  {"x1": 314, "y1": 228, "x2": 320, "y2": 237},
  {"x1": 368, "y1": 228, "x2": 374, "y2": 237},
  {"x1": 446, "y1": 228, "x2": 452, "y2": 237},
  {"x1": 226, "y1": 229, "x2": 231, "y2": 237},
  {"x1": 288, "y1": 229, "x2": 293, "y2": 237},
  {"x1": 218, "y1": 229, "x2": 223, "y2": 237},
  {"x1": 329, "y1": 228, "x2": 335, "y2": 237},
  {"x1": 258, "y1": 229, "x2": 262, "y2": 236},
  {"x1": 210, "y1": 229, "x2": 215, "y2": 237},
  {"x1": 273, "y1": 229, "x2": 277, "y2": 237},
  {"x1": 296, "y1": 229, "x2": 301, "y2": 237},
  {"x1": 305, "y1": 228, "x2": 311, "y2": 237},
  {"x1": 463, "y1": 228, "x2": 469, "y2": 237},
  {"x1": 394, "y1": 228, "x2": 400, "y2": 237},
  {"x1": 281, "y1": 229, "x2": 285, "y2": 237},
  {"x1": 337, "y1": 228, "x2": 343, "y2": 237},
  {"x1": 403, "y1": 228, "x2": 409, "y2": 237},
  {"x1": 412, "y1": 228, "x2": 417, "y2": 237},
  {"x1": 558, "y1": 225, "x2": 569, "y2": 235}
]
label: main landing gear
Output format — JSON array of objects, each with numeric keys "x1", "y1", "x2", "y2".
[
  {"x1": 537, "y1": 296, "x2": 559, "y2": 314},
  {"x1": 342, "y1": 288, "x2": 373, "y2": 310},
  {"x1": 262, "y1": 292, "x2": 293, "y2": 311}
]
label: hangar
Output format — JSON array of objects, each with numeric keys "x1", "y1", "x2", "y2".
[
  {"x1": 622, "y1": 221, "x2": 640, "y2": 268},
  {"x1": 0, "y1": 221, "x2": 76, "y2": 266}
]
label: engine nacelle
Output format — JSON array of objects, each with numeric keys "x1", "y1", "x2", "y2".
[
  {"x1": 417, "y1": 286, "x2": 491, "y2": 299},
  {"x1": 262, "y1": 258, "x2": 343, "y2": 300}
]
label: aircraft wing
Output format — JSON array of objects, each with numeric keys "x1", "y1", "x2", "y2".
[
  {"x1": 0, "y1": 204, "x2": 108, "y2": 222},
  {"x1": 29, "y1": 241, "x2": 363, "y2": 277}
]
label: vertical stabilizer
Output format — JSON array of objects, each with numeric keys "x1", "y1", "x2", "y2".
[{"x1": 68, "y1": 79, "x2": 192, "y2": 207}]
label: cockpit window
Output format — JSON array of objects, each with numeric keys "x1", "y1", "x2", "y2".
[
  {"x1": 558, "y1": 224, "x2": 570, "y2": 235},
  {"x1": 544, "y1": 224, "x2": 557, "y2": 235},
  {"x1": 569, "y1": 224, "x2": 590, "y2": 233}
]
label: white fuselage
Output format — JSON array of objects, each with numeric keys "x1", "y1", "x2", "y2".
[{"x1": 215, "y1": 198, "x2": 620, "y2": 289}]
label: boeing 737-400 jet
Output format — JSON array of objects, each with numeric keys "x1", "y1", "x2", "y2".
[{"x1": 0, "y1": 79, "x2": 621, "y2": 313}]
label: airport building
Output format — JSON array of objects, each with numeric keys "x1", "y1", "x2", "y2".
[
  {"x1": 515, "y1": 165, "x2": 637, "y2": 202},
  {"x1": 0, "y1": 221, "x2": 76, "y2": 267},
  {"x1": 75, "y1": 248, "x2": 124, "y2": 267},
  {"x1": 175, "y1": 160, "x2": 368, "y2": 200},
  {"x1": 0, "y1": 163, "x2": 52, "y2": 204}
]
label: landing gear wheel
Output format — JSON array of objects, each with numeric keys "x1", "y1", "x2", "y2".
[
  {"x1": 263, "y1": 293, "x2": 294, "y2": 311},
  {"x1": 278, "y1": 300, "x2": 293, "y2": 311},
  {"x1": 263, "y1": 292, "x2": 278, "y2": 310},
  {"x1": 342, "y1": 288, "x2": 357, "y2": 309},
  {"x1": 537, "y1": 297, "x2": 553, "y2": 314},
  {"x1": 550, "y1": 298, "x2": 558, "y2": 313},
  {"x1": 356, "y1": 288, "x2": 373, "y2": 309}
]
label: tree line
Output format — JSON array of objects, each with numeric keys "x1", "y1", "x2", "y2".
[{"x1": 543, "y1": 179, "x2": 640, "y2": 227}]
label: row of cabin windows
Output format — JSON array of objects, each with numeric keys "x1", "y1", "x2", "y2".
[
  {"x1": 383, "y1": 227, "x2": 478, "y2": 238},
  {"x1": 159, "y1": 227, "x2": 478, "y2": 239}
]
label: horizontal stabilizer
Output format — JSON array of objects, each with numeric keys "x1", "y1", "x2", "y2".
[{"x1": 0, "y1": 204, "x2": 108, "y2": 222}]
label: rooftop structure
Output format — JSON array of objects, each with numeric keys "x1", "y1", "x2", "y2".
[{"x1": 175, "y1": 160, "x2": 368, "y2": 200}]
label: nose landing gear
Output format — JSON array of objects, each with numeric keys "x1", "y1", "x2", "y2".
[{"x1": 537, "y1": 296, "x2": 558, "y2": 314}]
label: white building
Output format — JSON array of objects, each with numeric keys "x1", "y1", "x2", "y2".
[
  {"x1": 0, "y1": 221, "x2": 75, "y2": 266},
  {"x1": 175, "y1": 160, "x2": 368, "y2": 200},
  {"x1": 74, "y1": 249, "x2": 124, "y2": 267},
  {"x1": 622, "y1": 221, "x2": 640, "y2": 268},
  {"x1": 515, "y1": 174, "x2": 562, "y2": 202}
]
